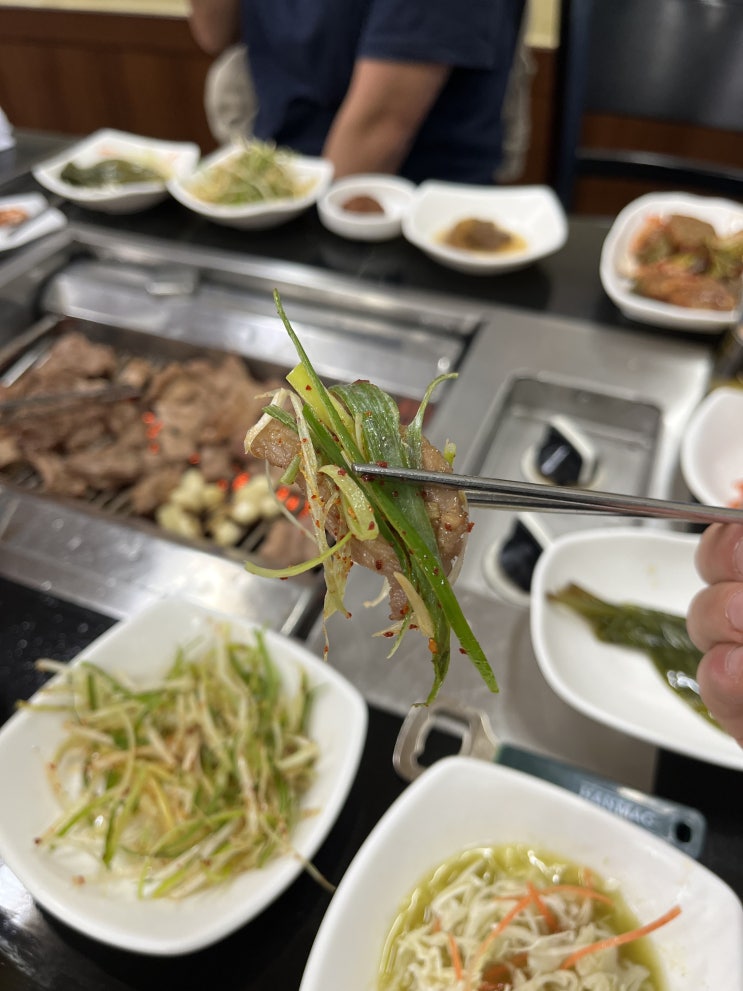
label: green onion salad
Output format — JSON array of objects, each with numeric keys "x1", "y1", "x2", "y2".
[
  {"x1": 23, "y1": 623, "x2": 319, "y2": 898},
  {"x1": 243, "y1": 291, "x2": 498, "y2": 704},
  {"x1": 186, "y1": 140, "x2": 303, "y2": 205}
]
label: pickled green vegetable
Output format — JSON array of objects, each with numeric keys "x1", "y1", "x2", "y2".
[
  {"x1": 548, "y1": 582, "x2": 721, "y2": 730},
  {"x1": 60, "y1": 158, "x2": 165, "y2": 188}
]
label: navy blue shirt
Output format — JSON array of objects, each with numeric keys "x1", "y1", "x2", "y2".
[{"x1": 240, "y1": 0, "x2": 525, "y2": 184}]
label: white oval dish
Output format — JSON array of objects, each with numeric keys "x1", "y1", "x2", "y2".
[
  {"x1": 599, "y1": 192, "x2": 743, "y2": 333},
  {"x1": 32, "y1": 129, "x2": 200, "y2": 215},
  {"x1": 530, "y1": 526, "x2": 743, "y2": 770},
  {"x1": 299, "y1": 756, "x2": 743, "y2": 991},
  {"x1": 402, "y1": 181, "x2": 568, "y2": 274},
  {"x1": 168, "y1": 143, "x2": 334, "y2": 230},
  {"x1": 0, "y1": 596, "x2": 367, "y2": 955},
  {"x1": 317, "y1": 174, "x2": 415, "y2": 241},
  {"x1": 681, "y1": 386, "x2": 743, "y2": 507}
]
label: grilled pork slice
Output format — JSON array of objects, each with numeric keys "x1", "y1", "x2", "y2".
[{"x1": 248, "y1": 418, "x2": 469, "y2": 619}]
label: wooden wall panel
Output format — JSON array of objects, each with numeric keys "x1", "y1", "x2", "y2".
[{"x1": 0, "y1": 9, "x2": 215, "y2": 149}]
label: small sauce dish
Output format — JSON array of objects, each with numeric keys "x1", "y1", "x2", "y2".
[{"x1": 318, "y1": 174, "x2": 416, "y2": 241}]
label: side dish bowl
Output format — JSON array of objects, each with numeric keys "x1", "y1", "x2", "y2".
[
  {"x1": 0, "y1": 192, "x2": 66, "y2": 251},
  {"x1": 299, "y1": 756, "x2": 743, "y2": 991},
  {"x1": 317, "y1": 174, "x2": 415, "y2": 241},
  {"x1": 401, "y1": 181, "x2": 568, "y2": 274},
  {"x1": 599, "y1": 192, "x2": 743, "y2": 333},
  {"x1": 168, "y1": 143, "x2": 334, "y2": 230},
  {"x1": 681, "y1": 386, "x2": 743, "y2": 507},
  {"x1": 0, "y1": 596, "x2": 367, "y2": 955},
  {"x1": 33, "y1": 129, "x2": 200, "y2": 214},
  {"x1": 530, "y1": 526, "x2": 743, "y2": 771}
]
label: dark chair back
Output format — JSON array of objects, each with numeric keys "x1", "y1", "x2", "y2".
[{"x1": 554, "y1": 0, "x2": 743, "y2": 210}]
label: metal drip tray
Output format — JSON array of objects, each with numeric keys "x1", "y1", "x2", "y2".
[{"x1": 457, "y1": 373, "x2": 663, "y2": 604}]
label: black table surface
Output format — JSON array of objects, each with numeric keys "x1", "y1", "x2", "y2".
[{"x1": 1, "y1": 131, "x2": 741, "y2": 989}]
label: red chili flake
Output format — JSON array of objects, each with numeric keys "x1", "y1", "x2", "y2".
[
  {"x1": 374, "y1": 559, "x2": 383, "y2": 570},
  {"x1": 459, "y1": 647, "x2": 469, "y2": 655},
  {"x1": 337, "y1": 468, "x2": 347, "y2": 476},
  {"x1": 146, "y1": 422, "x2": 163, "y2": 439},
  {"x1": 72, "y1": 875, "x2": 86, "y2": 886},
  {"x1": 142, "y1": 411, "x2": 156, "y2": 424},
  {"x1": 376, "y1": 460, "x2": 388, "y2": 468},
  {"x1": 285, "y1": 494, "x2": 301, "y2": 512},
  {"x1": 368, "y1": 521, "x2": 376, "y2": 531},
  {"x1": 428, "y1": 638, "x2": 437, "y2": 654},
  {"x1": 232, "y1": 472, "x2": 250, "y2": 490},
  {"x1": 276, "y1": 485, "x2": 290, "y2": 500},
  {"x1": 188, "y1": 452, "x2": 201, "y2": 465},
  {"x1": 382, "y1": 631, "x2": 395, "y2": 638},
  {"x1": 466, "y1": 522, "x2": 475, "y2": 532},
  {"x1": 280, "y1": 576, "x2": 289, "y2": 581},
  {"x1": 148, "y1": 443, "x2": 160, "y2": 455},
  {"x1": 217, "y1": 478, "x2": 229, "y2": 491},
  {"x1": 444, "y1": 522, "x2": 453, "y2": 531},
  {"x1": 299, "y1": 503, "x2": 311, "y2": 517},
  {"x1": 433, "y1": 567, "x2": 439, "y2": 575},
  {"x1": 392, "y1": 490, "x2": 399, "y2": 497},
  {"x1": 305, "y1": 384, "x2": 312, "y2": 391}
]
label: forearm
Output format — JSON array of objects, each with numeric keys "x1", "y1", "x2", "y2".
[
  {"x1": 323, "y1": 59, "x2": 450, "y2": 177},
  {"x1": 188, "y1": 0, "x2": 241, "y2": 55}
]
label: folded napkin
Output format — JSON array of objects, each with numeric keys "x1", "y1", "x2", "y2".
[{"x1": 0, "y1": 107, "x2": 16, "y2": 152}]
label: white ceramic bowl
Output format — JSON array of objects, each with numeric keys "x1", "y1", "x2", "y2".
[
  {"x1": 0, "y1": 192, "x2": 66, "y2": 251},
  {"x1": 599, "y1": 192, "x2": 743, "y2": 333},
  {"x1": 168, "y1": 143, "x2": 334, "y2": 230},
  {"x1": 681, "y1": 386, "x2": 743, "y2": 507},
  {"x1": 0, "y1": 596, "x2": 367, "y2": 955},
  {"x1": 317, "y1": 174, "x2": 415, "y2": 241},
  {"x1": 33, "y1": 129, "x2": 201, "y2": 214},
  {"x1": 530, "y1": 526, "x2": 743, "y2": 771},
  {"x1": 402, "y1": 181, "x2": 568, "y2": 274},
  {"x1": 300, "y1": 757, "x2": 743, "y2": 991}
]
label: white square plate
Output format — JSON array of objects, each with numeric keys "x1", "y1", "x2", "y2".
[
  {"x1": 530, "y1": 526, "x2": 743, "y2": 770},
  {"x1": 168, "y1": 142, "x2": 334, "y2": 230},
  {"x1": 33, "y1": 129, "x2": 201, "y2": 214},
  {"x1": 402, "y1": 181, "x2": 568, "y2": 273},
  {"x1": 300, "y1": 757, "x2": 743, "y2": 991},
  {"x1": 599, "y1": 192, "x2": 743, "y2": 332},
  {"x1": 0, "y1": 193, "x2": 66, "y2": 252},
  {"x1": 681, "y1": 386, "x2": 743, "y2": 507},
  {"x1": 0, "y1": 596, "x2": 367, "y2": 955}
]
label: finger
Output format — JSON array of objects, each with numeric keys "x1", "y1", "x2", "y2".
[
  {"x1": 697, "y1": 644, "x2": 743, "y2": 747},
  {"x1": 687, "y1": 582, "x2": 743, "y2": 652},
  {"x1": 694, "y1": 523, "x2": 743, "y2": 584}
]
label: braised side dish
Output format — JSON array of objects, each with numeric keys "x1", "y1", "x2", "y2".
[
  {"x1": 628, "y1": 213, "x2": 743, "y2": 310},
  {"x1": 245, "y1": 293, "x2": 496, "y2": 702},
  {"x1": 0, "y1": 330, "x2": 313, "y2": 566},
  {"x1": 378, "y1": 843, "x2": 679, "y2": 991},
  {"x1": 23, "y1": 623, "x2": 318, "y2": 898},
  {"x1": 186, "y1": 141, "x2": 304, "y2": 205},
  {"x1": 441, "y1": 217, "x2": 525, "y2": 254}
]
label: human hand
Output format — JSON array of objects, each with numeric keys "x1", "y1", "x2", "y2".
[{"x1": 687, "y1": 523, "x2": 743, "y2": 747}]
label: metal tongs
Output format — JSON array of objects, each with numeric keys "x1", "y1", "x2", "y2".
[{"x1": 352, "y1": 462, "x2": 743, "y2": 527}]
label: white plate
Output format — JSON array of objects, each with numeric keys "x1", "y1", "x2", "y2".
[
  {"x1": 0, "y1": 597, "x2": 367, "y2": 955},
  {"x1": 300, "y1": 757, "x2": 743, "y2": 991},
  {"x1": 681, "y1": 387, "x2": 743, "y2": 507},
  {"x1": 33, "y1": 129, "x2": 201, "y2": 214},
  {"x1": 0, "y1": 193, "x2": 66, "y2": 251},
  {"x1": 599, "y1": 192, "x2": 743, "y2": 332},
  {"x1": 530, "y1": 526, "x2": 743, "y2": 770},
  {"x1": 168, "y1": 143, "x2": 334, "y2": 230},
  {"x1": 401, "y1": 181, "x2": 568, "y2": 274},
  {"x1": 317, "y1": 174, "x2": 415, "y2": 241}
]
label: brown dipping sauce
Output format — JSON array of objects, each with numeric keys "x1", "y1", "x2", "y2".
[
  {"x1": 342, "y1": 194, "x2": 385, "y2": 215},
  {"x1": 441, "y1": 217, "x2": 526, "y2": 254}
]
